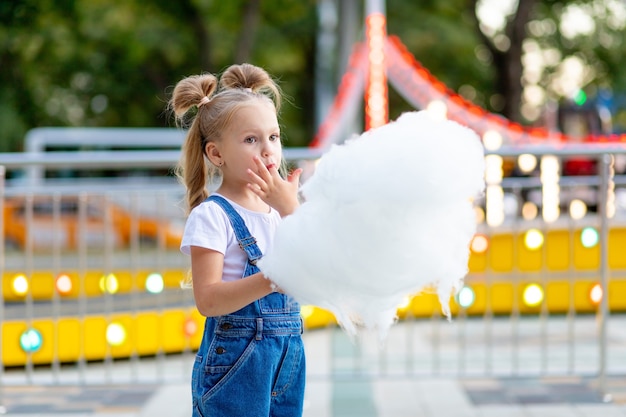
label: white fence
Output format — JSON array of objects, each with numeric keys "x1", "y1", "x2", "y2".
[{"x1": 1, "y1": 130, "x2": 625, "y2": 401}]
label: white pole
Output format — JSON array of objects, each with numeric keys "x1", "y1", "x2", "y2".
[
  {"x1": 598, "y1": 153, "x2": 611, "y2": 401},
  {"x1": 365, "y1": 0, "x2": 385, "y2": 15}
]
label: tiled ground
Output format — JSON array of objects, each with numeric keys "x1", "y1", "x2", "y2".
[
  {"x1": 0, "y1": 385, "x2": 156, "y2": 414},
  {"x1": 462, "y1": 376, "x2": 626, "y2": 406},
  {"x1": 1, "y1": 377, "x2": 626, "y2": 416}
]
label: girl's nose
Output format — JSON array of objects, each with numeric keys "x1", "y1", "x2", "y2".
[{"x1": 261, "y1": 144, "x2": 272, "y2": 158}]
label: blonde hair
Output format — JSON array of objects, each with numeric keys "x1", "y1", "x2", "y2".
[{"x1": 169, "y1": 63, "x2": 282, "y2": 214}]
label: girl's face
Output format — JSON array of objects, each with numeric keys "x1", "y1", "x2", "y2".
[{"x1": 214, "y1": 99, "x2": 282, "y2": 184}]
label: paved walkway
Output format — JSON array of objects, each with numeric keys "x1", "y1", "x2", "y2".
[{"x1": 1, "y1": 376, "x2": 625, "y2": 416}]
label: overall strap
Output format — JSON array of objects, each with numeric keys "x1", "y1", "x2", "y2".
[{"x1": 205, "y1": 195, "x2": 263, "y2": 267}]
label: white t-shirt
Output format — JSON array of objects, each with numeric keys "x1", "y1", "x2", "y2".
[{"x1": 180, "y1": 194, "x2": 281, "y2": 281}]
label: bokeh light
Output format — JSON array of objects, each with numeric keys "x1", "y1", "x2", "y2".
[
  {"x1": 183, "y1": 317, "x2": 198, "y2": 338},
  {"x1": 522, "y1": 202, "x2": 538, "y2": 220},
  {"x1": 99, "y1": 273, "x2": 119, "y2": 294},
  {"x1": 20, "y1": 328, "x2": 43, "y2": 353},
  {"x1": 456, "y1": 286, "x2": 475, "y2": 308},
  {"x1": 483, "y1": 130, "x2": 503, "y2": 150},
  {"x1": 485, "y1": 155, "x2": 504, "y2": 226},
  {"x1": 486, "y1": 186, "x2": 505, "y2": 226},
  {"x1": 145, "y1": 273, "x2": 164, "y2": 294},
  {"x1": 300, "y1": 305, "x2": 315, "y2": 320},
  {"x1": 580, "y1": 227, "x2": 599, "y2": 248},
  {"x1": 518, "y1": 153, "x2": 538, "y2": 173},
  {"x1": 540, "y1": 155, "x2": 560, "y2": 223},
  {"x1": 397, "y1": 296, "x2": 412, "y2": 311},
  {"x1": 589, "y1": 283, "x2": 603, "y2": 305},
  {"x1": 55, "y1": 274, "x2": 73, "y2": 295},
  {"x1": 470, "y1": 234, "x2": 489, "y2": 254},
  {"x1": 106, "y1": 322, "x2": 127, "y2": 346},
  {"x1": 12, "y1": 274, "x2": 29, "y2": 296},
  {"x1": 524, "y1": 229, "x2": 544, "y2": 250},
  {"x1": 523, "y1": 283, "x2": 544, "y2": 307},
  {"x1": 569, "y1": 199, "x2": 587, "y2": 220},
  {"x1": 426, "y1": 100, "x2": 448, "y2": 121}
]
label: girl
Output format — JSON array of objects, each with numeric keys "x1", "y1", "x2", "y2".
[{"x1": 170, "y1": 63, "x2": 305, "y2": 417}]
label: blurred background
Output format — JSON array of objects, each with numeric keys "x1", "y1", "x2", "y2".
[{"x1": 2, "y1": 0, "x2": 626, "y2": 153}]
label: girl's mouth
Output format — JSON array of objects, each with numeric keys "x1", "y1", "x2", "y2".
[{"x1": 266, "y1": 163, "x2": 276, "y2": 170}]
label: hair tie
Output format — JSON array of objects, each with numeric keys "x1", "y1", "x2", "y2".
[
  {"x1": 243, "y1": 88, "x2": 253, "y2": 93},
  {"x1": 198, "y1": 96, "x2": 211, "y2": 108}
]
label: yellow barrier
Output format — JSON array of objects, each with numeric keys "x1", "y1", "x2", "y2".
[
  {"x1": 2, "y1": 309, "x2": 204, "y2": 367},
  {"x1": 3, "y1": 225, "x2": 626, "y2": 367},
  {"x1": 5, "y1": 227, "x2": 626, "y2": 301},
  {"x1": 466, "y1": 226, "x2": 626, "y2": 273},
  {"x1": 4, "y1": 277, "x2": 625, "y2": 367},
  {"x1": 2, "y1": 269, "x2": 187, "y2": 301}
]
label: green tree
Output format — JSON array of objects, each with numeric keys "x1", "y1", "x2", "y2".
[
  {"x1": 387, "y1": 0, "x2": 626, "y2": 126},
  {"x1": 0, "y1": 0, "x2": 316, "y2": 152},
  {"x1": 383, "y1": 0, "x2": 502, "y2": 124}
]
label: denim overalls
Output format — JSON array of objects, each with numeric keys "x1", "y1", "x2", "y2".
[{"x1": 192, "y1": 195, "x2": 306, "y2": 417}]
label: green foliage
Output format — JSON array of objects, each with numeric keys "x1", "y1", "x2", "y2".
[
  {"x1": 386, "y1": 0, "x2": 494, "y2": 120},
  {"x1": 0, "y1": 0, "x2": 317, "y2": 151}
]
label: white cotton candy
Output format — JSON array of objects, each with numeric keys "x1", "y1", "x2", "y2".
[{"x1": 258, "y1": 111, "x2": 485, "y2": 339}]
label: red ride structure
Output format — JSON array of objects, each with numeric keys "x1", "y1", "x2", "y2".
[{"x1": 310, "y1": 4, "x2": 626, "y2": 151}]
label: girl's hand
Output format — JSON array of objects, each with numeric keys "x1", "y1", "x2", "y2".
[{"x1": 247, "y1": 156, "x2": 302, "y2": 217}]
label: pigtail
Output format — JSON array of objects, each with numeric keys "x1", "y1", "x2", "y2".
[
  {"x1": 178, "y1": 122, "x2": 210, "y2": 211},
  {"x1": 170, "y1": 74, "x2": 218, "y2": 118}
]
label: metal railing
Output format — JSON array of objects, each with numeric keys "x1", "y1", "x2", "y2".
[{"x1": 1, "y1": 139, "x2": 626, "y2": 401}]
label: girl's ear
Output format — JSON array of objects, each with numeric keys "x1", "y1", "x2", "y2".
[{"x1": 205, "y1": 143, "x2": 222, "y2": 167}]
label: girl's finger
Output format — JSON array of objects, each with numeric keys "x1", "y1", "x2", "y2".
[
  {"x1": 252, "y1": 156, "x2": 270, "y2": 176},
  {"x1": 287, "y1": 168, "x2": 303, "y2": 184},
  {"x1": 246, "y1": 168, "x2": 263, "y2": 184}
]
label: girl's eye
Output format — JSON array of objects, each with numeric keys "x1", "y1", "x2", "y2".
[
  {"x1": 244, "y1": 136, "x2": 256, "y2": 144},
  {"x1": 270, "y1": 134, "x2": 280, "y2": 142}
]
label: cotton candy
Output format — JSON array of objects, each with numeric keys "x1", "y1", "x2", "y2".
[{"x1": 258, "y1": 110, "x2": 485, "y2": 339}]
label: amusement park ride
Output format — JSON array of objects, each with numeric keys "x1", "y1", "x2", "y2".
[{"x1": 2, "y1": 1, "x2": 626, "y2": 367}]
